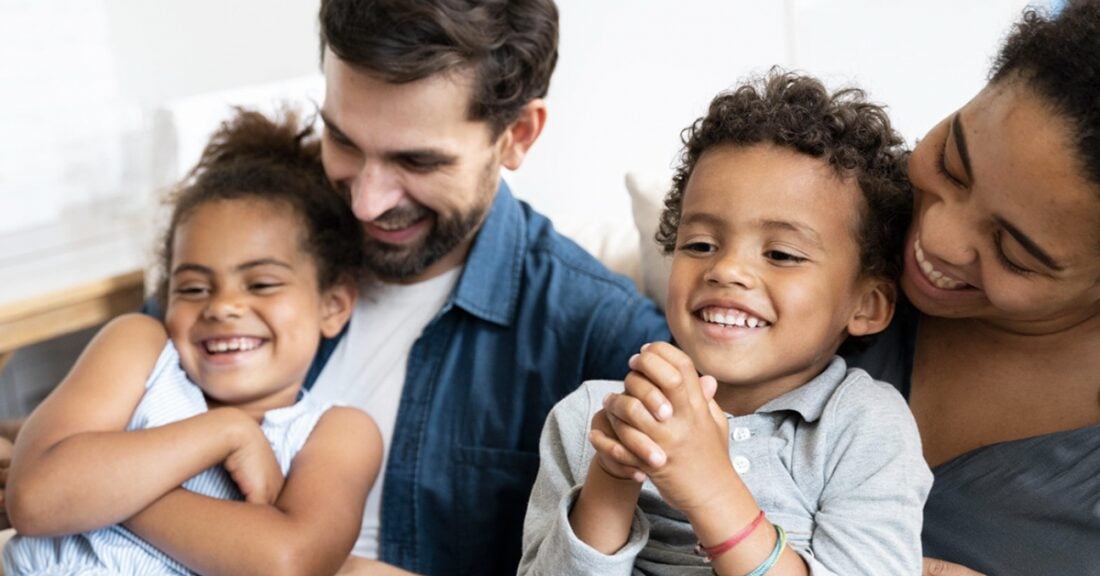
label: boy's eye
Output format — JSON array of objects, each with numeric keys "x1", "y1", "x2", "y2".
[
  {"x1": 679, "y1": 241, "x2": 717, "y2": 254},
  {"x1": 765, "y1": 250, "x2": 807, "y2": 264}
]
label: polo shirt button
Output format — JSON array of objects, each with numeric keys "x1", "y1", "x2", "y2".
[
  {"x1": 732, "y1": 455, "x2": 751, "y2": 474},
  {"x1": 732, "y1": 427, "x2": 751, "y2": 442}
]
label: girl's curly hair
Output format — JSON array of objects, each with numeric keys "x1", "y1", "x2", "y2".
[{"x1": 156, "y1": 107, "x2": 363, "y2": 309}]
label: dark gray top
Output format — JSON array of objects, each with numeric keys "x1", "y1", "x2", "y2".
[{"x1": 848, "y1": 300, "x2": 1100, "y2": 576}]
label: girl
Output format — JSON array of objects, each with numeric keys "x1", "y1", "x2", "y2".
[
  {"x1": 520, "y1": 72, "x2": 931, "y2": 575},
  {"x1": 3, "y1": 109, "x2": 382, "y2": 576}
]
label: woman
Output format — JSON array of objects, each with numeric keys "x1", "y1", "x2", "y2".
[{"x1": 851, "y1": 1, "x2": 1100, "y2": 574}]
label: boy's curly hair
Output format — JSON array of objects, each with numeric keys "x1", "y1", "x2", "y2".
[
  {"x1": 656, "y1": 70, "x2": 912, "y2": 354},
  {"x1": 658, "y1": 69, "x2": 912, "y2": 280},
  {"x1": 156, "y1": 107, "x2": 364, "y2": 309}
]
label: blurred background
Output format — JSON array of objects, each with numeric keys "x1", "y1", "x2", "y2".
[{"x1": 0, "y1": 0, "x2": 1048, "y2": 416}]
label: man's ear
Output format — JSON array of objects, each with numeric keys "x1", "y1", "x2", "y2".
[
  {"x1": 319, "y1": 276, "x2": 357, "y2": 339},
  {"x1": 847, "y1": 278, "x2": 896, "y2": 337},
  {"x1": 498, "y1": 98, "x2": 547, "y2": 171}
]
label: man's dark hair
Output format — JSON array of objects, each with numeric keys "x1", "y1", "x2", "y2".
[
  {"x1": 157, "y1": 108, "x2": 364, "y2": 309},
  {"x1": 319, "y1": 0, "x2": 558, "y2": 137},
  {"x1": 656, "y1": 70, "x2": 912, "y2": 355},
  {"x1": 991, "y1": 0, "x2": 1100, "y2": 193}
]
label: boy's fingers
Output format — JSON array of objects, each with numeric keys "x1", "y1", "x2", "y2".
[
  {"x1": 603, "y1": 392, "x2": 661, "y2": 435},
  {"x1": 624, "y1": 371, "x2": 673, "y2": 421},
  {"x1": 589, "y1": 427, "x2": 648, "y2": 472},
  {"x1": 605, "y1": 410, "x2": 667, "y2": 468}
]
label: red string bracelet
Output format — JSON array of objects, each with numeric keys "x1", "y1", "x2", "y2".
[{"x1": 694, "y1": 510, "x2": 766, "y2": 562}]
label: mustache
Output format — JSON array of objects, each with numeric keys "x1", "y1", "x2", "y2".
[{"x1": 334, "y1": 183, "x2": 434, "y2": 227}]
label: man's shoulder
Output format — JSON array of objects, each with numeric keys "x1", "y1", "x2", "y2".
[{"x1": 517, "y1": 200, "x2": 644, "y2": 300}]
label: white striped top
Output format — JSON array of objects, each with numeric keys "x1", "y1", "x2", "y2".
[{"x1": 3, "y1": 341, "x2": 331, "y2": 576}]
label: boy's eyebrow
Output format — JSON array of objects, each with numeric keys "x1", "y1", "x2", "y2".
[
  {"x1": 680, "y1": 213, "x2": 824, "y2": 248},
  {"x1": 952, "y1": 113, "x2": 974, "y2": 182},
  {"x1": 760, "y1": 219, "x2": 823, "y2": 249},
  {"x1": 995, "y1": 218, "x2": 1065, "y2": 271},
  {"x1": 172, "y1": 258, "x2": 293, "y2": 276}
]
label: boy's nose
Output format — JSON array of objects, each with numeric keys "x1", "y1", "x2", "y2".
[{"x1": 704, "y1": 255, "x2": 756, "y2": 289}]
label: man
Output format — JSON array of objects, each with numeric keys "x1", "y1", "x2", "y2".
[{"x1": 307, "y1": 0, "x2": 668, "y2": 574}]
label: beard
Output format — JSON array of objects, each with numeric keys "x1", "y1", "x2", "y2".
[{"x1": 361, "y1": 160, "x2": 498, "y2": 280}]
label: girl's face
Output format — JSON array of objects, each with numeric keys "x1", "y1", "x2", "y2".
[
  {"x1": 165, "y1": 198, "x2": 352, "y2": 419},
  {"x1": 903, "y1": 80, "x2": 1100, "y2": 333},
  {"x1": 665, "y1": 145, "x2": 890, "y2": 403}
]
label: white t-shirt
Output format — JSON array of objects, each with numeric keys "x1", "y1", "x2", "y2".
[{"x1": 309, "y1": 268, "x2": 461, "y2": 559}]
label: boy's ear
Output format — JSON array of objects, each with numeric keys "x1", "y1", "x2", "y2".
[
  {"x1": 319, "y1": 277, "x2": 357, "y2": 339},
  {"x1": 498, "y1": 98, "x2": 547, "y2": 171},
  {"x1": 847, "y1": 278, "x2": 896, "y2": 337}
]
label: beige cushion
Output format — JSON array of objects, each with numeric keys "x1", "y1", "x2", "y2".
[{"x1": 624, "y1": 172, "x2": 673, "y2": 310}]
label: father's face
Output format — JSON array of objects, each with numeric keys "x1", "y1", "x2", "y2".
[{"x1": 320, "y1": 51, "x2": 501, "y2": 283}]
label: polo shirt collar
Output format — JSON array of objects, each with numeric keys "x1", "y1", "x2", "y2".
[
  {"x1": 756, "y1": 356, "x2": 848, "y2": 422},
  {"x1": 449, "y1": 180, "x2": 524, "y2": 327}
]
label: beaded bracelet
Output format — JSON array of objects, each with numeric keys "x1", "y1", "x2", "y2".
[
  {"x1": 694, "y1": 510, "x2": 766, "y2": 561},
  {"x1": 743, "y1": 524, "x2": 786, "y2": 576}
]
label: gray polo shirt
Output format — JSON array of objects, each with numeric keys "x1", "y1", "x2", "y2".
[{"x1": 519, "y1": 357, "x2": 932, "y2": 576}]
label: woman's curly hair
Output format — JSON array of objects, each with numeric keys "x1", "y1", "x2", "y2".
[
  {"x1": 991, "y1": 0, "x2": 1100, "y2": 193},
  {"x1": 657, "y1": 69, "x2": 912, "y2": 286},
  {"x1": 156, "y1": 107, "x2": 364, "y2": 309}
]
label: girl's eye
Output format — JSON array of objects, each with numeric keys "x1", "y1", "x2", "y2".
[
  {"x1": 249, "y1": 282, "x2": 284, "y2": 293},
  {"x1": 173, "y1": 285, "x2": 209, "y2": 298},
  {"x1": 765, "y1": 250, "x2": 807, "y2": 264}
]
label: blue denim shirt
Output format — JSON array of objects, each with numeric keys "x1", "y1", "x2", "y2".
[{"x1": 304, "y1": 183, "x2": 669, "y2": 575}]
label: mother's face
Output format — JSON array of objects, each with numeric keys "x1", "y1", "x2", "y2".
[{"x1": 902, "y1": 79, "x2": 1100, "y2": 333}]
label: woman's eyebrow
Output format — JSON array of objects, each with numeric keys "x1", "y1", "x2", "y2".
[{"x1": 952, "y1": 113, "x2": 974, "y2": 182}]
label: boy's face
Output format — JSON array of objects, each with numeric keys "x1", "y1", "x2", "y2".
[{"x1": 666, "y1": 144, "x2": 878, "y2": 400}]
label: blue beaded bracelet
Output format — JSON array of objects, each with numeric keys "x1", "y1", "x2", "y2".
[{"x1": 742, "y1": 524, "x2": 786, "y2": 576}]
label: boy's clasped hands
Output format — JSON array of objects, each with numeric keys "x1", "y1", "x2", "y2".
[{"x1": 592, "y1": 341, "x2": 733, "y2": 514}]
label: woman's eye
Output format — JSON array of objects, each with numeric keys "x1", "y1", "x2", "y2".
[
  {"x1": 994, "y1": 231, "x2": 1035, "y2": 276},
  {"x1": 936, "y1": 147, "x2": 966, "y2": 188}
]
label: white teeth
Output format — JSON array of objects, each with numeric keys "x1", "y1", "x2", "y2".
[
  {"x1": 204, "y1": 337, "x2": 260, "y2": 354},
  {"x1": 914, "y1": 238, "x2": 968, "y2": 290},
  {"x1": 701, "y1": 308, "x2": 769, "y2": 328}
]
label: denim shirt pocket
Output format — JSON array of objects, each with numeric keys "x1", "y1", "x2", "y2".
[{"x1": 453, "y1": 444, "x2": 541, "y2": 574}]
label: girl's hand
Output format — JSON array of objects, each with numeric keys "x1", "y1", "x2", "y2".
[
  {"x1": 218, "y1": 409, "x2": 284, "y2": 505},
  {"x1": 604, "y1": 342, "x2": 733, "y2": 514}
]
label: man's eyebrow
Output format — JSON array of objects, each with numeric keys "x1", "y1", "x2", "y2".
[
  {"x1": 996, "y1": 218, "x2": 1066, "y2": 272},
  {"x1": 952, "y1": 113, "x2": 974, "y2": 182},
  {"x1": 318, "y1": 111, "x2": 348, "y2": 138}
]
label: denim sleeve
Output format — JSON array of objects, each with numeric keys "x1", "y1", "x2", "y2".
[
  {"x1": 583, "y1": 289, "x2": 669, "y2": 381},
  {"x1": 519, "y1": 381, "x2": 649, "y2": 576}
]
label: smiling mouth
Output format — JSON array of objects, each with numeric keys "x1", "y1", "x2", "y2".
[
  {"x1": 202, "y1": 337, "x2": 263, "y2": 355},
  {"x1": 914, "y1": 238, "x2": 970, "y2": 290},
  {"x1": 699, "y1": 306, "x2": 771, "y2": 328}
]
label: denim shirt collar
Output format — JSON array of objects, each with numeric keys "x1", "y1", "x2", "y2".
[
  {"x1": 448, "y1": 180, "x2": 525, "y2": 327},
  {"x1": 756, "y1": 356, "x2": 848, "y2": 422}
]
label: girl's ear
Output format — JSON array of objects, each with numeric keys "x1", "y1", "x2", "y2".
[
  {"x1": 319, "y1": 276, "x2": 357, "y2": 339},
  {"x1": 847, "y1": 278, "x2": 896, "y2": 337},
  {"x1": 497, "y1": 98, "x2": 548, "y2": 171}
]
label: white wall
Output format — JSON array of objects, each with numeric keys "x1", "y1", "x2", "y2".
[{"x1": 0, "y1": 0, "x2": 1042, "y2": 239}]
